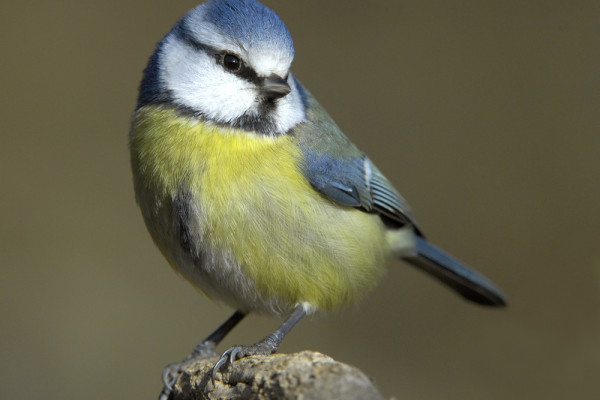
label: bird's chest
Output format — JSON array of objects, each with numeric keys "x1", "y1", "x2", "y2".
[{"x1": 131, "y1": 107, "x2": 389, "y2": 312}]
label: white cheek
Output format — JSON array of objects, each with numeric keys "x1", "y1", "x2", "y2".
[
  {"x1": 161, "y1": 37, "x2": 257, "y2": 124},
  {"x1": 270, "y1": 75, "x2": 306, "y2": 133},
  {"x1": 159, "y1": 36, "x2": 306, "y2": 134},
  {"x1": 188, "y1": 67, "x2": 257, "y2": 123}
]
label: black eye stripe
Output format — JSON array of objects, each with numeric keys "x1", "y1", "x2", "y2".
[
  {"x1": 218, "y1": 53, "x2": 261, "y2": 85},
  {"x1": 177, "y1": 27, "x2": 262, "y2": 86}
]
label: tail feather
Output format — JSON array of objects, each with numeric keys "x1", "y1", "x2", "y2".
[{"x1": 401, "y1": 236, "x2": 507, "y2": 306}]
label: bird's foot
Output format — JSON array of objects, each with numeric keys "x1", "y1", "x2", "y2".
[
  {"x1": 158, "y1": 341, "x2": 219, "y2": 400},
  {"x1": 212, "y1": 333, "x2": 282, "y2": 382}
]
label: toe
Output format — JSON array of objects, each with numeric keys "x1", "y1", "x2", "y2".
[
  {"x1": 160, "y1": 363, "x2": 182, "y2": 399},
  {"x1": 161, "y1": 367, "x2": 178, "y2": 388},
  {"x1": 228, "y1": 347, "x2": 242, "y2": 366},
  {"x1": 212, "y1": 351, "x2": 230, "y2": 382}
]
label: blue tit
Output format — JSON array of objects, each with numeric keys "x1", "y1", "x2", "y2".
[{"x1": 128, "y1": 0, "x2": 506, "y2": 392}]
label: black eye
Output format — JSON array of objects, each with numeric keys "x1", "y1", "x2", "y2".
[{"x1": 222, "y1": 53, "x2": 241, "y2": 72}]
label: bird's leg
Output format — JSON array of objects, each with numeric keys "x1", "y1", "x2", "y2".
[
  {"x1": 159, "y1": 310, "x2": 246, "y2": 400},
  {"x1": 212, "y1": 303, "x2": 307, "y2": 380},
  {"x1": 188, "y1": 310, "x2": 247, "y2": 358}
]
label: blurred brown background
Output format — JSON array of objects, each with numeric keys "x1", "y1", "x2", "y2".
[{"x1": 1, "y1": 1, "x2": 598, "y2": 399}]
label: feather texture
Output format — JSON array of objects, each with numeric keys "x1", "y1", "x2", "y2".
[{"x1": 130, "y1": 106, "x2": 390, "y2": 314}]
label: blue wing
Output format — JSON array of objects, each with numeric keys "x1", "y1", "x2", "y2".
[
  {"x1": 302, "y1": 149, "x2": 418, "y2": 229},
  {"x1": 291, "y1": 81, "x2": 419, "y2": 230}
]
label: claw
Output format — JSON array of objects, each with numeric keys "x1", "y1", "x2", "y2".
[
  {"x1": 212, "y1": 352, "x2": 229, "y2": 384},
  {"x1": 159, "y1": 365, "x2": 180, "y2": 400},
  {"x1": 161, "y1": 367, "x2": 176, "y2": 388},
  {"x1": 228, "y1": 347, "x2": 242, "y2": 367},
  {"x1": 211, "y1": 346, "x2": 245, "y2": 383}
]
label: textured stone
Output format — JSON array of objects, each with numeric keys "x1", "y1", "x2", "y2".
[{"x1": 168, "y1": 351, "x2": 384, "y2": 400}]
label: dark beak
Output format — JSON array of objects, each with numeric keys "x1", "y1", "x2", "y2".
[{"x1": 261, "y1": 73, "x2": 291, "y2": 100}]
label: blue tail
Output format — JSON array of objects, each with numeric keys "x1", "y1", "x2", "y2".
[{"x1": 401, "y1": 236, "x2": 507, "y2": 306}]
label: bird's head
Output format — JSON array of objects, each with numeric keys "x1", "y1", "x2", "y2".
[{"x1": 138, "y1": 0, "x2": 306, "y2": 136}]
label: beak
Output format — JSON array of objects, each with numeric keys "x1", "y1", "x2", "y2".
[{"x1": 261, "y1": 73, "x2": 291, "y2": 100}]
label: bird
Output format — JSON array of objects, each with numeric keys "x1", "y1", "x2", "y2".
[{"x1": 128, "y1": 0, "x2": 506, "y2": 395}]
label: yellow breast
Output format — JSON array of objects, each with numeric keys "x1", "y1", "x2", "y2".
[{"x1": 130, "y1": 106, "x2": 390, "y2": 311}]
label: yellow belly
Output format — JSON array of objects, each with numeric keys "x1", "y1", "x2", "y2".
[{"x1": 130, "y1": 106, "x2": 390, "y2": 311}]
